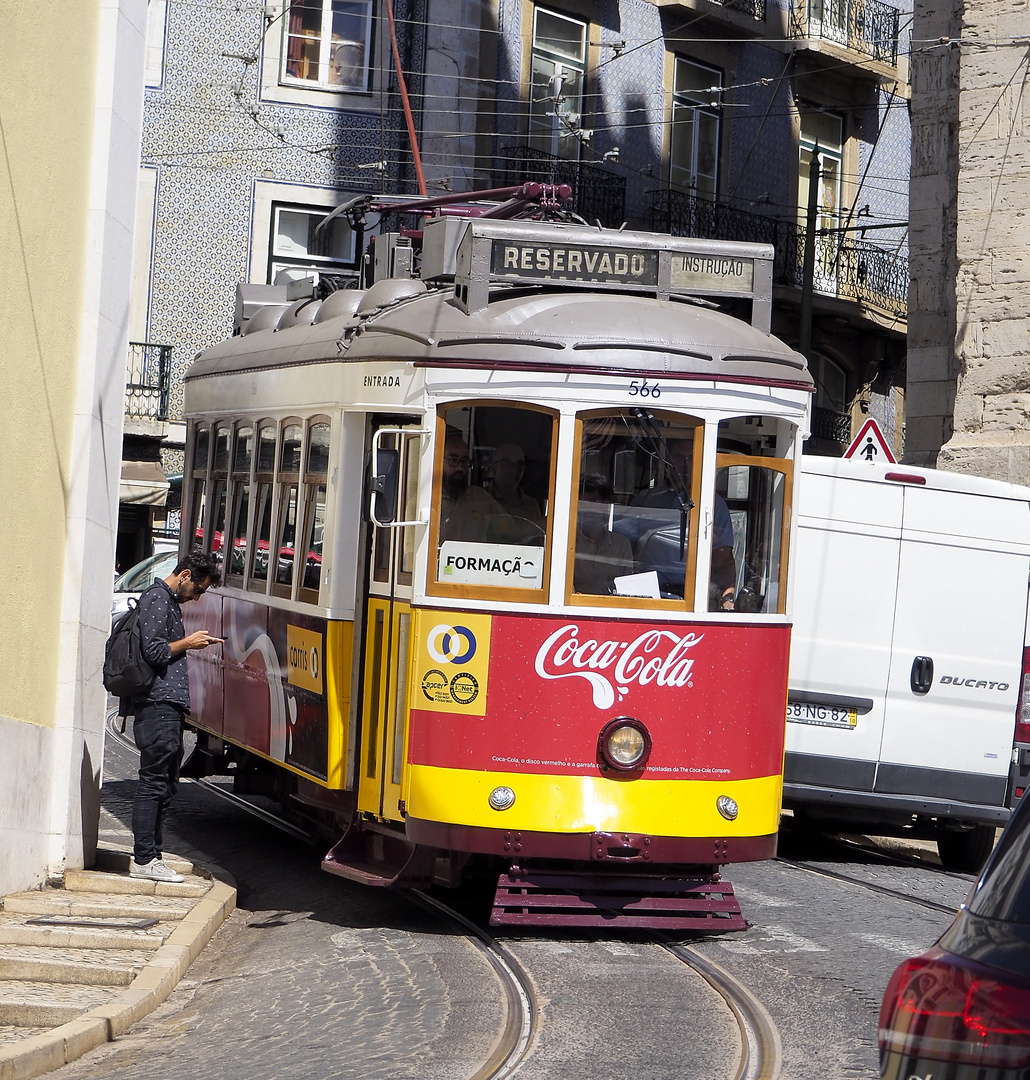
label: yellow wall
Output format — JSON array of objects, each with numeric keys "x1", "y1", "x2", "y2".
[{"x1": 0, "y1": 4, "x2": 100, "y2": 727}]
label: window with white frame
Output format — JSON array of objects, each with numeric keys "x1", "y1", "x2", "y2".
[
  {"x1": 268, "y1": 203, "x2": 357, "y2": 283},
  {"x1": 528, "y1": 7, "x2": 587, "y2": 162},
  {"x1": 670, "y1": 58, "x2": 721, "y2": 199},
  {"x1": 798, "y1": 110, "x2": 843, "y2": 288},
  {"x1": 281, "y1": 0, "x2": 373, "y2": 92}
]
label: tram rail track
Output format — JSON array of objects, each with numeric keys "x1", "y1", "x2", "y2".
[{"x1": 107, "y1": 711, "x2": 779, "y2": 1080}]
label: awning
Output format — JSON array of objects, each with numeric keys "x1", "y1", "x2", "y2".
[{"x1": 120, "y1": 461, "x2": 170, "y2": 506}]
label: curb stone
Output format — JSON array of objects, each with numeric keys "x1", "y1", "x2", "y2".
[{"x1": 0, "y1": 859, "x2": 236, "y2": 1080}]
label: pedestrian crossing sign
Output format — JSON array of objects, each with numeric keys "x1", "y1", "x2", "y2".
[{"x1": 843, "y1": 418, "x2": 896, "y2": 463}]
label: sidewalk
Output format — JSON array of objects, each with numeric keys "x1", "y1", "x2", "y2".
[{"x1": 0, "y1": 836, "x2": 235, "y2": 1080}]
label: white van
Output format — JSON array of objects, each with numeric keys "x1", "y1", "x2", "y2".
[{"x1": 786, "y1": 456, "x2": 1030, "y2": 871}]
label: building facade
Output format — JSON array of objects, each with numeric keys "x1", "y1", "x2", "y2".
[
  {"x1": 905, "y1": 0, "x2": 1030, "y2": 482},
  {"x1": 126, "y1": 0, "x2": 911, "y2": 562},
  {"x1": 0, "y1": 0, "x2": 146, "y2": 893}
]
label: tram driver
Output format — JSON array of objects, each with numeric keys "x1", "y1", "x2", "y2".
[
  {"x1": 630, "y1": 439, "x2": 736, "y2": 610},
  {"x1": 574, "y1": 474, "x2": 635, "y2": 595}
]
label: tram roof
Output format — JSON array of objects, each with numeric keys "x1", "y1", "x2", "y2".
[{"x1": 187, "y1": 284, "x2": 813, "y2": 390}]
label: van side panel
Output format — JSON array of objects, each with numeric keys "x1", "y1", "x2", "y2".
[{"x1": 785, "y1": 470, "x2": 903, "y2": 787}]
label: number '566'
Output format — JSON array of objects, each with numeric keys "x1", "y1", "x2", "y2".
[{"x1": 629, "y1": 379, "x2": 660, "y2": 398}]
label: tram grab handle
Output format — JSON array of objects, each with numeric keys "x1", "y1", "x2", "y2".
[{"x1": 369, "y1": 426, "x2": 430, "y2": 529}]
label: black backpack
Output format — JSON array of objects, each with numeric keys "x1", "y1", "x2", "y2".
[{"x1": 103, "y1": 596, "x2": 157, "y2": 699}]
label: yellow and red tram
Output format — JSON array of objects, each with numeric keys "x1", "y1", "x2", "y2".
[{"x1": 181, "y1": 214, "x2": 812, "y2": 928}]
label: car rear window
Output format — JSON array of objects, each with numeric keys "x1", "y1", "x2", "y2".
[{"x1": 968, "y1": 797, "x2": 1030, "y2": 923}]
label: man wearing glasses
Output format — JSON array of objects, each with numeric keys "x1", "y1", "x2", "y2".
[
  {"x1": 439, "y1": 434, "x2": 504, "y2": 542},
  {"x1": 123, "y1": 550, "x2": 222, "y2": 882}
]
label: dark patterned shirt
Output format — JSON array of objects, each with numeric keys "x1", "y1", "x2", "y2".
[{"x1": 133, "y1": 580, "x2": 190, "y2": 711}]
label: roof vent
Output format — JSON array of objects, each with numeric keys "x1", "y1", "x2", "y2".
[
  {"x1": 278, "y1": 297, "x2": 321, "y2": 329},
  {"x1": 241, "y1": 303, "x2": 290, "y2": 335},
  {"x1": 314, "y1": 288, "x2": 367, "y2": 323},
  {"x1": 357, "y1": 278, "x2": 427, "y2": 315}
]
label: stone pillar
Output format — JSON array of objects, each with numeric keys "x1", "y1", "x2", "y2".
[{"x1": 907, "y1": 0, "x2": 1030, "y2": 482}]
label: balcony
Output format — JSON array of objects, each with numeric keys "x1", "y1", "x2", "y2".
[
  {"x1": 125, "y1": 342, "x2": 172, "y2": 421},
  {"x1": 653, "y1": 0, "x2": 766, "y2": 25},
  {"x1": 650, "y1": 188, "x2": 907, "y2": 316},
  {"x1": 793, "y1": 0, "x2": 900, "y2": 66},
  {"x1": 500, "y1": 145, "x2": 627, "y2": 229},
  {"x1": 811, "y1": 406, "x2": 852, "y2": 445}
]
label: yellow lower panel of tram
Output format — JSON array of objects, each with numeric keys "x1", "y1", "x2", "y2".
[{"x1": 406, "y1": 764, "x2": 782, "y2": 837}]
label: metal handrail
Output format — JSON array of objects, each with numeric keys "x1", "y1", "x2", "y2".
[{"x1": 125, "y1": 342, "x2": 172, "y2": 420}]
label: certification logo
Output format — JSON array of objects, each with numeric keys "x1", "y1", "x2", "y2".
[
  {"x1": 421, "y1": 669, "x2": 450, "y2": 703},
  {"x1": 449, "y1": 672, "x2": 479, "y2": 705}
]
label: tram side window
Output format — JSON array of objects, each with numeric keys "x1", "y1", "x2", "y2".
[
  {"x1": 249, "y1": 423, "x2": 277, "y2": 589},
  {"x1": 298, "y1": 420, "x2": 330, "y2": 601},
  {"x1": 271, "y1": 421, "x2": 303, "y2": 596},
  {"x1": 572, "y1": 412, "x2": 702, "y2": 601},
  {"x1": 432, "y1": 403, "x2": 555, "y2": 594},
  {"x1": 209, "y1": 422, "x2": 231, "y2": 562},
  {"x1": 713, "y1": 416, "x2": 794, "y2": 615},
  {"x1": 188, "y1": 424, "x2": 210, "y2": 551},
  {"x1": 226, "y1": 425, "x2": 253, "y2": 583}
]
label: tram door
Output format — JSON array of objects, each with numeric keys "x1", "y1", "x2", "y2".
[{"x1": 356, "y1": 420, "x2": 424, "y2": 822}]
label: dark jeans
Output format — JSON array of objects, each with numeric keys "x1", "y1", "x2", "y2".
[{"x1": 131, "y1": 702, "x2": 186, "y2": 865}]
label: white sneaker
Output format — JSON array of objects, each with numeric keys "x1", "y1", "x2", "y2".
[{"x1": 130, "y1": 858, "x2": 185, "y2": 883}]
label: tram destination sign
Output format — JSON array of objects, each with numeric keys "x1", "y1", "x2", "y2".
[
  {"x1": 491, "y1": 240, "x2": 659, "y2": 287},
  {"x1": 670, "y1": 253, "x2": 754, "y2": 293}
]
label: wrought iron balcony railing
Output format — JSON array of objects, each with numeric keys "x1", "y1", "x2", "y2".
[
  {"x1": 126, "y1": 342, "x2": 172, "y2": 421},
  {"x1": 795, "y1": 0, "x2": 900, "y2": 65},
  {"x1": 500, "y1": 144, "x2": 627, "y2": 229},
  {"x1": 710, "y1": 0, "x2": 766, "y2": 21},
  {"x1": 650, "y1": 188, "x2": 907, "y2": 315},
  {"x1": 811, "y1": 406, "x2": 852, "y2": 445}
]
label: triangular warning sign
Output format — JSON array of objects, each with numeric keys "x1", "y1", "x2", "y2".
[{"x1": 843, "y1": 418, "x2": 896, "y2": 463}]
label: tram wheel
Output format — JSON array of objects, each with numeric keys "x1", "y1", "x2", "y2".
[{"x1": 935, "y1": 823, "x2": 996, "y2": 874}]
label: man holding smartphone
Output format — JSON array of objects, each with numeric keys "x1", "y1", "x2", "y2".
[{"x1": 126, "y1": 549, "x2": 222, "y2": 882}]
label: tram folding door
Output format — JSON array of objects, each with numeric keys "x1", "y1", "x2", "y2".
[{"x1": 357, "y1": 420, "x2": 423, "y2": 823}]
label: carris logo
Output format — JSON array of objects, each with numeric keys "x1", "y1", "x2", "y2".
[
  {"x1": 534, "y1": 624, "x2": 704, "y2": 709},
  {"x1": 427, "y1": 624, "x2": 477, "y2": 665}
]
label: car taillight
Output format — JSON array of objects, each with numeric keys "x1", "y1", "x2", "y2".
[
  {"x1": 880, "y1": 949, "x2": 1030, "y2": 1070},
  {"x1": 1015, "y1": 646, "x2": 1030, "y2": 744}
]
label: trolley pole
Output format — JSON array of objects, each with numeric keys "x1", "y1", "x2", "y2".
[{"x1": 798, "y1": 145, "x2": 820, "y2": 362}]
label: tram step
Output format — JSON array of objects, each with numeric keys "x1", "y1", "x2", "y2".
[{"x1": 490, "y1": 870, "x2": 748, "y2": 932}]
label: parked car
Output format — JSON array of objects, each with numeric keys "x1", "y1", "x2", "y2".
[
  {"x1": 111, "y1": 550, "x2": 178, "y2": 622},
  {"x1": 879, "y1": 790, "x2": 1030, "y2": 1078}
]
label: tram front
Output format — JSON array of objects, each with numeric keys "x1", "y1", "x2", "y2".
[{"x1": 326, "y1": 219, "x2": 813, "y2": 930}]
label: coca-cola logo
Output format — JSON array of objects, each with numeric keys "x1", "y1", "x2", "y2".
[{"x1": 534, "y1": 624, "x2": 704, "y2": 709}]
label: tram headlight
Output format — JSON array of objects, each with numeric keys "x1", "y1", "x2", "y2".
[
  {"x1": 488, "y1": 786, "x2": 516, "y2": 811},
  {"x1": 716, "y1": 795, "x2": 739, "y2": 821},
  {"x1": 598, "y1": 717, "x2": 651, "y2": 772}
]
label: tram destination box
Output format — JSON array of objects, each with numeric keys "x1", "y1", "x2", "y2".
[{"x1": 449, "y1": 219, "x2": 775, "y2": 331}]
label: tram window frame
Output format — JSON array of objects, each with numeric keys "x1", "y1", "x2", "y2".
[
  {"x1": 567, "y1": 409, "x2": 704, "y2": 610},
  {"x1": 248, "y1": 421, "x2": 279, "y2": 592},
  {"x1": 426, "y1": 401, "x2": 558, "y2": 603},
  {"x1": 270, "y1": 419, "x2": 304, "y2": 599},
  {"x1": 370, "y1": 426, "x2": 420, "y2": 589},
  {"x1": 712, "y1": 415, "x2": 796, "y2": 616},
  {"x1": 225, "y1": 423, "x2": 254, "y2": 586},
  {"x1": 297, "y1": 417, "x2": 331, "y2": 603},
  {"x1": 186, "y1": 423, "x2": 211, "y2": 555}
]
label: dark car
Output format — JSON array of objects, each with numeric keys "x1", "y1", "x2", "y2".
[{"x1": 879, "y1": 795, "x2": 1030, "y2": 1078}]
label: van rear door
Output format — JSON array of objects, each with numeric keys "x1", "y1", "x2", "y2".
[{"x1": 876, "y1": 484, "x2": 1030, "y2": 809}]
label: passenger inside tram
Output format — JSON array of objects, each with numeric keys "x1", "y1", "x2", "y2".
[{"x1": 438, "y1": 433, "x2": 503, "y2": 542}]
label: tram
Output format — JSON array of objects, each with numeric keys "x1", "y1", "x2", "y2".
[{"x1": 180, "y1": 196, "x2": 813, "y2": 929}]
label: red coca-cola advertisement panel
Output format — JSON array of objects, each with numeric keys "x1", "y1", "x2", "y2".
[{"x1": 408, "y1": 612, "x2": 790, "y2": 781}]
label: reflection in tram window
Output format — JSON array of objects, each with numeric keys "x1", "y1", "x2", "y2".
[
  {"x1": 226, "y1": 425, "x2": 253, "y2": 581},
  {"x1": 188, "y1": 424, "x2": 210, "y2": 551},
  {"x1": 433, "y1": 404, "x2": 555, "y2": 593},
  {"x1": 572, "y1": 412, "x2": 701, "y2": 600}
]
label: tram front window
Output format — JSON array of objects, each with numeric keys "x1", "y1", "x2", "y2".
[
  {"x1": 573, "y1": 412, "x2": 702, "y2": 600},
  {"x1": 432, "y1": 404, "x2": 554, "y2": 594}
]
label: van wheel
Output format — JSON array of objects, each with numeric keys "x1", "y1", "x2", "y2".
[{"x1": 936, "y1": 824, "x2": 996, "y2": 874}]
